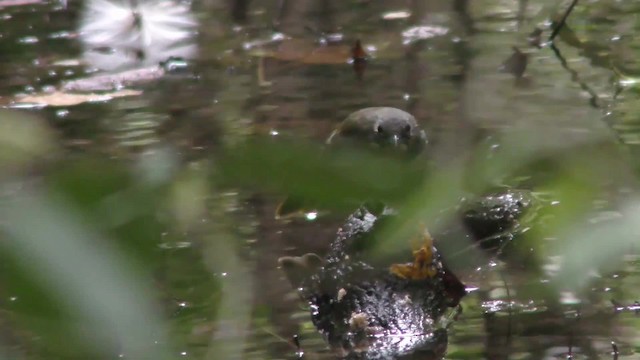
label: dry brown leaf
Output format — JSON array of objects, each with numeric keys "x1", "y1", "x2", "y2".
[{"x1": 273, "y1": 40, "x2": 351, "y2": 65}]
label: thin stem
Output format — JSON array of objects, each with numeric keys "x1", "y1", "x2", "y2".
[
  {"x1": 549, "y1": 43, "x2": 601, "y2": 109},
  {"x1": 549, "y1": 0, "x2": 579, "y2": 42}
]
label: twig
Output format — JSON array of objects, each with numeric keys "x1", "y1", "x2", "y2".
[
  {"x1": 549, "y1": 43, "x2": 601, "y2": 109},
  {"x1": 549, "y1": 0, "x2": 579, "y2": 42}
]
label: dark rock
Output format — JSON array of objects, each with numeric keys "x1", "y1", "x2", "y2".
[
  {"x1": 460, "y1": 189, "x2": 535, "y2": 250},
  {"x1": 279, "y1": 207, "x2": 464, "y2": 359}
]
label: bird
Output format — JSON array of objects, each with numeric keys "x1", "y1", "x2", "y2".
[{"x1": 275, "y1": 107, "x2": 428, "y2": 219}]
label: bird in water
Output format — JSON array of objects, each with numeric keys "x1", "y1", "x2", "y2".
[
  {"x1": 327, "y1": 107, "x2": 427, "y2": 156},
  {"x1": 275, "y1": 107, "x2": 428, "y2": 219}
]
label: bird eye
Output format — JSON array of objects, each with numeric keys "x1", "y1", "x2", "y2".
[
  {"x1": 376, "y1": 125, "x2": 384, "y2": 133},
  {"x1": 403, "y1": 124, "x2": 411, "y2": 134}
]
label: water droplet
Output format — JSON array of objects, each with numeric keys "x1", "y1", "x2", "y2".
[
  {"x1": 560, "y1": 291, "x2": 581, "y2": 305},
  {"x1": 9, "y1": 102, "x2": 45, "y2": 110},
  {"x1": 158, "y1": 241, "x2": 192, "y2": 250},
  {"x1": 402, "y1": 25, "x2": 449, "y2": 45},
  {"x1": 382, "y1": 11, "x2": 411, "y2": 20},
  {"x1": 48, "y1": 31, "x2": 73, "y2": 39},
  {"x1": 326, "y1": 33, "x2": 343, "y2": 42},
  {"x1": 41, "y1": 85, "x2": 56, "y2": 93},
  {"x1": 18, "y1": 36, "x2": 39, "y2": 44}
]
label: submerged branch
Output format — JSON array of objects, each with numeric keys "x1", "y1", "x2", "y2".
[
  {"x1": 549, "y1": 0, "x2": 579, "y2": 42},
  {"x1": 549, "y1": 43, "x2": 601, "y2": 109}
]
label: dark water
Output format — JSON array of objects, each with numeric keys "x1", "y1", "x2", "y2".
[{"x1": 0, "y1": 0, "x2": 639, "y2": 359}]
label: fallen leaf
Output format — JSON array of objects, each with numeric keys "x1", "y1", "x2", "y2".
[
  {"x1": 62, "y1": 66, "x2": 165, "y2": 92},
  {"x1": 273, "y1": 39, "x2": 351, "y2": 65},
  {"x1": 12, "y1": 89, "x2": 142, "y2": 107}
]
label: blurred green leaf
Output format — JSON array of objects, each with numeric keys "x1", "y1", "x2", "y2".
[
  {"x1": 0, "y1": 110, "x2": 58, "y2": 176},
  {"x1": 46, "y1": 158, "x2": 165, "y2": 268},
  {"x1": 551, "y1": 200, "x2": 640, "y2": 291},
  {"x1": 0, "y1": 189, "x2": 171, "y2": 359},
  {"x1": 217, "y1": 138, "x2": 426, "y2": 210}
]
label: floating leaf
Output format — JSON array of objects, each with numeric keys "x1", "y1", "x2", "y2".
[{"x1": 12, "y1": 89, "x2": 142, "y2": 107}]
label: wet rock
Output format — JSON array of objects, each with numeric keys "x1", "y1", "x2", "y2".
[
  {"x1": 279, "y1": 207, "x2": 464, "y2": 359},
  {"x1": 460, "y1": 189, "x2": 535, "y2": 250}
]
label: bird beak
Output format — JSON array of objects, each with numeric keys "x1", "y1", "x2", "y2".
[{"x1": 391, "y1": 135, "x2": 400, "y2": 146}]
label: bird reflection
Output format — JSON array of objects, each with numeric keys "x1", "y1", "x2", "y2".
[{"x1": 79, "y1": 0, "x2": 198, "y2": 71}]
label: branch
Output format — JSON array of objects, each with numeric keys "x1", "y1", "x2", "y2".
[
  {"x1": 549, "y1": 0, "x2": 579, "y2": 42},
  {"x1": 549, "y1": 43, "x2": 600, "y2": 109}
]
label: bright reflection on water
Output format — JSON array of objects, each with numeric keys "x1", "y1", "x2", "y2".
[{"x1": 79, "y1": 0, "x2": 198, "y2": 71}]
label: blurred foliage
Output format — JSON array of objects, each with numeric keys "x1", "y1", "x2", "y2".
[
  {"x1": 217, "y1": 138, "x2": 426, "y2": 210},
  {"x1": 0, "y1": 112, "x2": 222, "y2": 358},
  {"x1": 1, "y1": 111, "x2": 639, "y2": 357},
  {"x1": 1, "y1": 0, "x2": 640, "y2": 359},
  {"x1": 0, "y1": 110, "x2": 57, "y2": 175}
]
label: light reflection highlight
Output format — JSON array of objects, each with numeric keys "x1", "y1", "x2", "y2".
[{"x1": 79, "y1": 0, "x2": 198, "y2": 71}]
